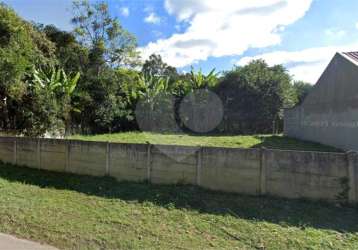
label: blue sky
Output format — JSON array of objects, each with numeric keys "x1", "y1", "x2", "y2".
[{"x1": 3, "y1": 0, "x2": 358, "y2": 83}]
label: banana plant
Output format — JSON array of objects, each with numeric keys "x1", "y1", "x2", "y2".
[
  {"x1": 136, "y1": 73, "x2": 171, "y2": 131},
  {"x1": 60, "y1": 69, "x2": 81, "y2": 136},
  {"x1": 32, "y1": 67, "x2": 62, "y2": 95},
  {"x1": 188, "y1": 67, "x2": 218, "y2": 90},
  {"x1": 60, "y1": 69, "x2": 80, "y2": 97},
  {"x1": 137, "y1": 73, "x2": 170, "y2": 108},
  {"x1": 31, "y1": 67, "x2": 80, "y2": 136},
  {"x1": 32, "y1": 67, "x2": 80, "y2": 97}
]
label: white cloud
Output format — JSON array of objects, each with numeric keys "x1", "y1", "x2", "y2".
[
  {"x1": 356, "y1": 22, "x2": 358, "y2": 29},
  {"x1": 152, "y1": 30, "x2": 163, "y2": 38},
  {"x1": 140, "y1": 0, "x2": 313, "y2": 67},
  {"x1": 175, "y1": 24, "x2": 181, "y2": 32},
  {"x1": 120, "y1": 7, "x2": 130, "y2": 17},
  {"x1": 236, "y1": 43, "x2": 358, "y2": 83},
  {"x1": 144, "y1": 12, "x2": 161, "y2": 24},
  {"x1": 325, "y1": 28, "x2": 346, "y2": 39}
]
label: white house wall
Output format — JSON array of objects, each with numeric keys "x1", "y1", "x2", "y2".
[{"x1": 284, "y1": 53, "x2": 358, "y2": 151}]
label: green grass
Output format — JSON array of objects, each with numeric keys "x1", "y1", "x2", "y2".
[
  {"x1": 70, "y1": 132, "x2": 341, "y2": 152},
  {"x1": 0, "y1": 163, "x2": 357, "y2": 249}
]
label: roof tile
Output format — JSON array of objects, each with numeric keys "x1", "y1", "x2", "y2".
[{"x1": 343, "y1": 52, "x2": 358, "y2": 62}]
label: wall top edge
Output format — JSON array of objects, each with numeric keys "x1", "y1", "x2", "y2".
[{"x1": 0, "y1": 136, "x2": 350, "y2": 155}]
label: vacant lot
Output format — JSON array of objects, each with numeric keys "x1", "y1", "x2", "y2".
[
  {"x1": 71, "y1": 132, "x2": 341, "y2": 152},
  {"x1": 0, "y1": 163, "x2": 357, "y2": 249}
]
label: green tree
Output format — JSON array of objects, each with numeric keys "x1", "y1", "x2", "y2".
[
  {"x1": 39, "y1": 24, "x2": 89, "y2": 73},
  {"x1": 187, "y1": 67, "x2": 218, "y2": 90},
  {"x1": 76, "y1": 67, "x2": 134, "y2": 134},
  {"x1": 175, "y1": 68, "x2": 219, "y2": 133},
  {"x1": 137, "y1": 74, "x2": 170, "y2": 109},
  {"x1": 68, "y1": 0, "x2": 140, "y2": 133},
  {"x1": 29, "y1": 67, "x2": 63, "y2": 136},
  {"x1": 0, "y1": 3, "x2": 56, "y2": 134},
  {"x1": 142, "y1": 54, "x2": 178, "y2": 79},
  {"x1": 292, "y1": 80, "x2": 313, "y2": 105},
  {"x1": 135, "y1": 73, "x2": 175, "y2": 132},
  {"x1": 71, "y1": 0, "x2": 139, "y2": 73},
  {"x1": 215, "y1": 60, "x2": 293, "y2": 134},
  {"x1": 32, "y1": 67, "x2": 81, "y2": 135}
]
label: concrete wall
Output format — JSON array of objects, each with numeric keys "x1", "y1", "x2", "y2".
[
  {"x1": 110, "y1": 143, "x2": 148, "y2": 182},
  {"x1": 0, "y1": 136, "x2": 357, "y2": 203},
  {"x1": 264, "y1": 149, "x2": 348, "y2": 200},
  {"x1": 284, "y1": 53, "x2": 358, "y2": 151},
  {"x1": 200, "y1": 147, "x2": 261, "y2": 194},
  {"x1": 150, "y1": 145, "x2": 198, "y2": 185},
  {"x1": 40, "y1": 138, "x2": 66, "y2": 172}
]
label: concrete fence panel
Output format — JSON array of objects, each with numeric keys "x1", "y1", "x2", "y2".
[
  {"x1": 200, "y1": 147, "x2": 261, "y2": 195},
  {"x1": 349, "y1": 152, "x2": 358, "y2": 202},
  {"x1": 0, "y1": 136, "x2": 357, "y2": 204},
  {"x1": 265, "y1": 149, "x2": 348, "y2": 200},
  {"x1": 0, "y1": 137, "x2": 15, "y2": 164},
  {"x1": 67, "y1": 140, "x2": 107, "y2": 176},
  {"x1": 109, "y1": 143, "x2": 148, "y2": 182},
  {"x1": 150, "y1": 145, "x2": 198, "y2": 185},
  {"x1": 40, "y1": 139, "x2": 67, "y2": 172},
  {"x1": 16, "y1": 138, "x2": 39, "y2": 169}
]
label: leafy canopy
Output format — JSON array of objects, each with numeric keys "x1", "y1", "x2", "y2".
[{"x1": 71, "y1": 0, "x2": 139, "y2": 68}]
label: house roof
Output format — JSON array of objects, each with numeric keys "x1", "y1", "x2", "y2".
[{"x1": 342, "y1": 52, "x2": 358, "y2": 63}]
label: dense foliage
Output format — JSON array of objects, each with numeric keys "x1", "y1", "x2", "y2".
[
  {"x1": 0, "y1": 1, "x2": 312, "y2": 136},
  {"x1": 215, "y1": 61, "x2": 297, "y2": 134},
  {"x1": 0, "y1": 3, "x2": 56, "y2": 135}
]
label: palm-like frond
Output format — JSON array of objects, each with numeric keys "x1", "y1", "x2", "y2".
[
  {"x1": 188, "y1": 67, "x2": 218, "y2": 90},
  {"x1": 137, "y1": 73, "x2": 170, "y2": 106},
  {"x1": 32, "y1": 67, "x2": 80, "y2": 97}
]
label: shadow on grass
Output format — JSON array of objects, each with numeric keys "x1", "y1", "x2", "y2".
[
  {"x1": 0, "y1": 163, "x2": 357, "y2": 233},
  {"x1": 251, "y1": 135, "x2": 343, "y2": 152},
  {"x1": 180, "y1": 132, "x2": 342, "y2": 152}
]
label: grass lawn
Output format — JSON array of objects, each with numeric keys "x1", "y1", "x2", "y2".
[
  {"x1": 0, "y1": 163, "x2": 357, "y2": 249},
  {"x1": 70, "y1": 132, "x2": 341, "y2": 152}
]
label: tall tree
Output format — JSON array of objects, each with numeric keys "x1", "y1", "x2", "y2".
[
  {"x1": 0, "y1": 3, "x2": 56, "y2": 134},
  {"x1": 69, "y1": 0, "x2": 141, "y2": 134},
  {"x1": 142, "y1": 54, "x2": 178, "y2": 78},
  {"x1": 71, "y1": 0, "x2": 139, "y2": 73},
  {"x1": 31, "y1": 67, "x2": 81, "y2": 136},
  {"x1": 38, "y1": 24, "x2": 89, "y2": 73}
]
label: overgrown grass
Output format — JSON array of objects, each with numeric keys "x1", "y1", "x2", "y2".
[
  {"x1": 70, "y1": 132, "x2": 341, "y2": 152},
  {"x1": 0, "y1": 163, "x2": 357, "y2": 249}
]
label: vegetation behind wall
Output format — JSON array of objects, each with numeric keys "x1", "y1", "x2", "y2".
[{"x1": 0, "y1": 1, "x2": 313, "y2": 137}]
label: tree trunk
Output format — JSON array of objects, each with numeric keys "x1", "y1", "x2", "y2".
[{"x1": 64, "y1": 116, "x2": 71, "y2": 137}]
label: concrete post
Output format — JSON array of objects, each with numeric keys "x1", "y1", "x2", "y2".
[
  {"x1": 196, "y1": 147, "x2": 202, "y2": 186},
  {"x1": 65, "y1": 140, "x2": 71, "y2": 172},
  {"x1": 37, "y1": 138, "x2": 41, "y2": 169},
  {"x1": 260, "y1": 147, "x2": 267, "y2": 195},
  {"x1": 146, "y1": 144, "x2": 152, "y2": 182},
  {"x1": 347, "y1": 151, "x2": 357, "y2": 203},
  {"x1": 106, "y1": 142, "x2": 111, "y2": 176},
  {"x1": 13, "y1": 138, "x2": 17, "y2": 165}
]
